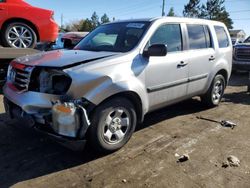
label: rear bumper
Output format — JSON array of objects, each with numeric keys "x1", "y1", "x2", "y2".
[{"x1": 39, "y1": 18, "x2": 58, "y2": 42}]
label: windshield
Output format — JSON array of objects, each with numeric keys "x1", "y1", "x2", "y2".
[
  {"x1": 74, "y1": 22, "x2": 150, "y2": 52},
  {"x1": 244, "y1": 37, "x2": 250, "y2": 43}
]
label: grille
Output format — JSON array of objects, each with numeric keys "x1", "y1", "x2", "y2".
[
  {"x1": 8, "y1": 63, "x2": 34, "y2": 92},
  {"x1": 235, "y1": 48, "x2": 250, "y2": 60}
]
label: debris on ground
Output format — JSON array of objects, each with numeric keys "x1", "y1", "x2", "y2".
[
  {"x1": 196, "y1": 116, "x2": 237, "y2": 129},
  {"x1": 227, "y1": 155, "x2": 240, "y2": 167},
  {"x1": 122, "y1": 179, "x2": 127, "y2": 183},
  {"x1": 175, "y1": 153, "x2": 180, "y2": 157},
  {"x1": 222, "y1": 155, "x2": 240, "y2": 168},
  {"x1": 177, "y1": 154, "x2": 189, "y2": 163}
]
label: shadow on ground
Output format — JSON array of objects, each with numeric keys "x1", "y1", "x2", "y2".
[{"x1": 0, "y1": 98, "x2": 208, "y2": 188}]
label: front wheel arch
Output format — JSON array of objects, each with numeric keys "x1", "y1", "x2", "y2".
[{"x1": 89, "y1": 91, "x2": 144, "y2": 124}]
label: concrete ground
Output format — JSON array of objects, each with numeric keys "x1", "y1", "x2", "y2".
[{"x1": 0, "y1": 73, "x2": 250, "y2": 188}]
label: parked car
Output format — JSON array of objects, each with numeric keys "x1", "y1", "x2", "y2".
[
  {"x1": 0, "y1": 0, "x2": 58, "y2": 48},
  {"x1": 62, "y1": 32, "x2": 89, "y2": 49},
  {"x1": 233, "y1": 36, "x2": 250, "y2": 71},
  {"x1": 3, "y1": 17, "x2": 232, "y2": 152}
]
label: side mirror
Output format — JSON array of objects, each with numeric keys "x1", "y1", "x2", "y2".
[{"x1": 143, "y1": 44, "x2": 167, "y2": 57}]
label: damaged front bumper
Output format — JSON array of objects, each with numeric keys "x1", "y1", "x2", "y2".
[{"x1": 3, "y1": 85, "x2": 91, "y2": 150}]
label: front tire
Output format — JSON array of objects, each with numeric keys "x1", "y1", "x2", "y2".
[
  {"x1": 201, "y1": 74, "x2": 226, "y2": 107},
  {"x1": 89, "y1": 97, "x2": 137, "y2": 153},
  {"x1": 1, "y1": 22, "x2": 37, "y2": 48}
]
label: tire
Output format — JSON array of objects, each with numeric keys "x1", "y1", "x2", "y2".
[
  {"x1": 201, "y1": 74, "x2": 226, "y2": 107},
  {"x1": 89, "y1": 97, "x2": 137, "y2": 153},
  {"x1": 1, "y1": 22, "x2": 37, "y2": 48}
]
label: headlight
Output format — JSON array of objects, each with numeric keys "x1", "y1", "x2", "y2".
[{"x1": 30, "y1": 68, "x2": 72, "y2": 95}]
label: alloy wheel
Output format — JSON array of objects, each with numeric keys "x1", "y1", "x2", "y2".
[
  {"x1": 7, "y1": 25, "x2": 33, "y2": 48},
  {"x1": 102, "y1": 108, "x2": 130, "y2": 145}
]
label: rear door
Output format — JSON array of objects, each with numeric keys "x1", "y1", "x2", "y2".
[
  {"x1": 144, "y1": 23, "x2": 190, "y2": 110},
  {"x1": 185, "y1": 24, "x2": 216, "y2": 95}
]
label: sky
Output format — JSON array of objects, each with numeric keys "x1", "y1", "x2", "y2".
[{"x1": 26, "y1": 0, "x2": 250, "y2": 36}]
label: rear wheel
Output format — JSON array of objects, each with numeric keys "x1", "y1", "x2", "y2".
[
  {"x1": 2, "y1": 22, "x2": 37, "y2": 48},
  {"x1": 89, "y1": 97, "x2": 137, "y2": 153},
  {"x1": 201, "y1": 74, "x2": 226, "y2": 107}
]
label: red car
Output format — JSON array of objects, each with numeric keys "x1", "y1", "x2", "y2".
[{"x1": 0, "y1": 0, "x2": 58, "y2": 48}]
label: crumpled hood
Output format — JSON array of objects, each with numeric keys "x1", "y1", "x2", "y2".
[{"x1": 15, "y1": 50, "x2": 119, "y2": 68}]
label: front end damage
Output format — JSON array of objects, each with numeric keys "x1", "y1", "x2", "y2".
[{"x1": 3, "y1": 61, "x2": 93, "y2": 150}]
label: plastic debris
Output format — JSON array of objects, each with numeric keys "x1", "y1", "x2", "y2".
[
  {"x1": 222, "y1": 155, "x2": 240, "y2": 168},
  {"x1": 227, "y1": 155, "x2": 240, "y2": 167},
  {"x1": 177, "y1": 154, "x2": 189, "y2": 163},
  {"x1": 122, "y1": 179, "x2": 127, "y2": 183}
]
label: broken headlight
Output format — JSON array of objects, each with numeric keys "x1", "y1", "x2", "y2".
[{"x1": 30, "y1": 68, "x2": 72, "y2": 95}]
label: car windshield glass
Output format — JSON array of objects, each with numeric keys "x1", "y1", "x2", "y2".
[
  {"x1": 74, "y1": 22, "x2": 150, "y2": 52},
  {"x1": 244, "y1": 37, "x2": 250, "y2": 43}
]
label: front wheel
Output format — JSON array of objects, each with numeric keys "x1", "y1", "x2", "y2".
[
  {"x1": 89, "y1": 97, "x2": 137, "y2": 153},
  {"x1": 201, "y1": 74, "x2": 226, "y2": 107}
]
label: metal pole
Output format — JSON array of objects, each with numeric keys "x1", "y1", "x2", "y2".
[
  {"x1": 61, "y1": 14, "x2": 64, "y2": 28},
  {"x1": 162, "y1": 0, "x2": 165, "y2": 16}
]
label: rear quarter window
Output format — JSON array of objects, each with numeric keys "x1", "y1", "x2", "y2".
[{"x1": 214, "y1": 26, "x2": 230, "y2": 48}]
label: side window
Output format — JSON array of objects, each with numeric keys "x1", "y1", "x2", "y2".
[
  {"x1": 187, "y1": 24, "x2": 209, "y2": 50},
  {"x1": 149, "y1": 24, "x2": 182, "y2": 52},
  {"x1": 214, "y1": 26, "x2": 229, "y2": 48},
  {"x1": 0, "y1": 0, "x2": 5, "y2": 2}
]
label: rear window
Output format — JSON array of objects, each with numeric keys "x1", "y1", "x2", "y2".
[
  {"x1": 214, "y1": 26, "x2": 230, "y2": 48},
  {"x1": 187, "y1": 24, "x2": 211, "y2": 50}
]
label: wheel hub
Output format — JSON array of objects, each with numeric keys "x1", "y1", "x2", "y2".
[
  {"x1": 109, "y1": 117, "x2": 122, "y2": 133},
  {"x1": 103, "y1": 108, "x2": 130, "y2": 144}
]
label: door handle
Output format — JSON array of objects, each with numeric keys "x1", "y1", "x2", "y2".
[
  {"x1": 209, "y1": 56, "x2": 216, "y2": 61},
  {"x1": 177, "y1": 61, "x2": 188, "y2": 68},
  {"x1": 0, "y1": 8, "x2": 5, "y2": 10}
]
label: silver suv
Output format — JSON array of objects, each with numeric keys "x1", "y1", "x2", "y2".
[{"x1": 3, "y1": 17, "x2": 232, "y2": 152}]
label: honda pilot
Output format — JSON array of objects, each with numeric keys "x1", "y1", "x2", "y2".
[{"x1": 3, "y1": 17, "x2": 232, "y2": 152}]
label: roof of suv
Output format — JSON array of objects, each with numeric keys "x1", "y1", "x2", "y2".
[{"x1": 112, "y1": 17, "x2": 225, "y2": 26}]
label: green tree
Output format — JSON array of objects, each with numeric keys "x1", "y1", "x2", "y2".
[
  {"x1": 200, "y1": 0, "x2": 233, "y2": 29},
  {"x1": 80, "y1": 19, "x2": 95, "y2": 31},
  {"x1": 167, "y1": 7, "x2": 176, "y2": 17},
  {"x1": 101, "y1": 13, "x2": 110, "y2": 24},
  {"x1": 91, "y1": 12, "x2": 100, "y2": 28},
  {"x1": 183, "y1": 0, "x2": 201, "y2": 18}
]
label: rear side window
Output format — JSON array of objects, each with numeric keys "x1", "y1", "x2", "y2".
[
  {"x1": 149, "y1": 24, "x2": 182, "y2": 52},
  {"x1": 214, "y1": 26, "x2": 229, "y2": 48},
  {"x1": 187, "y1": 24, "x2": 211, "y2": 50}
]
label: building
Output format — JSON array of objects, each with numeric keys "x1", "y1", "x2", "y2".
[{"x1": 229, "y1": 29, "x2": 246, "y2": 43}]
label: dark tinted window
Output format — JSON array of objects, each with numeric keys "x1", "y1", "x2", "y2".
[
  {"x1": 149, "y1": 24, "x2": 182, "y2": 52},
  {"x1": 187, "y1": 24, "x2": 209, "y2": 49},
  {"x1": 214, "y1": 26, "x2": 229, "y2": 48}
]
